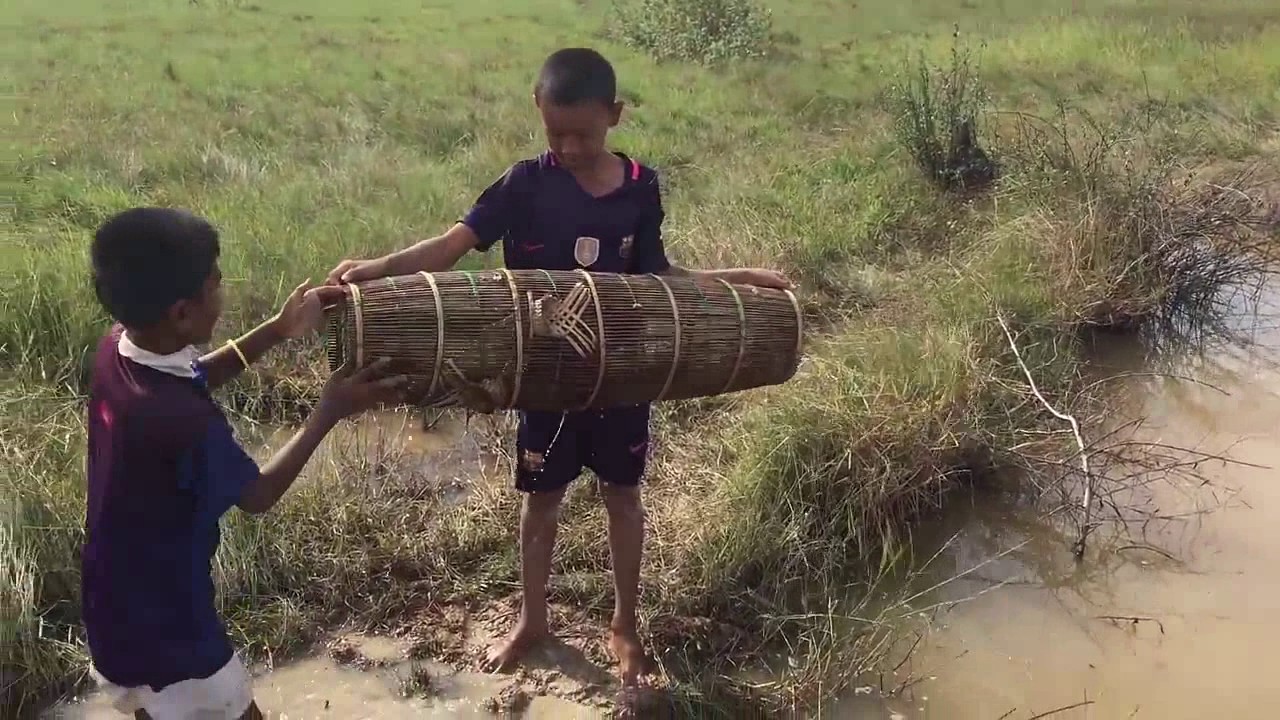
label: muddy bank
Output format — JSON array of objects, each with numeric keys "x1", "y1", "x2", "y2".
[{"x1": 46, "y1": 335, "x2": 1280, "y2": 719}]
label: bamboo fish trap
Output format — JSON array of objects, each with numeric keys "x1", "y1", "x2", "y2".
[{"x1": 323, "y1": 269, "x2": 803, "y2": 413}]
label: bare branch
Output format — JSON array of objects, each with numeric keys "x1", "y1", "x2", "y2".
[
  {"x1": 1028, "y1": 700, "x2": 1096, "y2": 719},
  {"x1": 998, "y1": 313, "x2": 1096, "y2": 558}
]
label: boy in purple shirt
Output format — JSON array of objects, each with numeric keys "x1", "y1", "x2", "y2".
[
  {"x1": 84, "y1": 207, "x2": 405, "y2": 719},
  {"x1": 325, "y1": 48, "x2": 790, "y2": 686}
]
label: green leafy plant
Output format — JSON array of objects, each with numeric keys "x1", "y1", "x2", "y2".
[{"x1": 889, "y1": 29, "x2": 999, "y2": 192}]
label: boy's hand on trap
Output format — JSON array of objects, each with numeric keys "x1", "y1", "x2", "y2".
[
  {"x1": 736, "y1": 268, "x2": 794, "y2": 290},
  {"x1": 325, "y1": 257, "x2": 391, "y2": 286},
  {"x1": 271, "y1": 280, "x2": 327, "y2": 339},
  {"x1": 317, "y1": 358, "x2": 409, "y2": 421}
]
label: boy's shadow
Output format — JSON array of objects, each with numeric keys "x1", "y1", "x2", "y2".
[
  {"x1": 517, "y1": 635, "x2": 614, "y2": 689},
  {"x1": 513, "y1": 638, "x2": 677, "y2": 718}
]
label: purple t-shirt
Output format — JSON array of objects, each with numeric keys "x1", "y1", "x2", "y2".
[
  {"x1": 82, "y1": 325, "x2": 260, "y2": 690},
  {"x1": 462, "y1": 150, "x2": 671, "y2": 276}
]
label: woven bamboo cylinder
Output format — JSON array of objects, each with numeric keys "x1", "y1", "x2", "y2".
[{"x1": 323, "y1": 269, "x2": 803, "y2": 412}]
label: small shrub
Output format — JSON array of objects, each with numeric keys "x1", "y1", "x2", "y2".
[
  {"x1": 609, "y1": 0, "x2": 774, "y2": 64},
  {"x1": 888, "y1": 30, "x2": 999, "y2": 193}
]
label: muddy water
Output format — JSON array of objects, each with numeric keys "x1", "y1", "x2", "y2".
[
  {"x1": 50, "y1": 635, "x2": 596, "y2": 719},
  {"x1": 863, "y1": 293, "x2": 1280, "y2": 718}
]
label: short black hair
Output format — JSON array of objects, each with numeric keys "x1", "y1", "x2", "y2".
[
  {"x1": 90, "y1": 207, "x2": 221, "y2": 328},
  {"x1": 535, "y1": 47, "x2": 616, "y2": 107}
]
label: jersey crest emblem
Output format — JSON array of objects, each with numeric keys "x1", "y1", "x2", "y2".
[
  {"x1": 574, "y1": 236, "x2": 600, "y2": 267},
  {"x1": 619, "y1": 235, "x2": 634, "y2": 260}
]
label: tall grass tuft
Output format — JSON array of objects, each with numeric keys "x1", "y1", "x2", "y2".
[{"x1": 1, "y1": 388, "x2": 88, "y2": 718}]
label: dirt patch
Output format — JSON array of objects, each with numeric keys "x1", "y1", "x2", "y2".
[
  {"x1": 391, "y1": 597, "x2": 721, "y2": 716},
  {"x1": 306, "y1": 622, "x2": 621, "y2": 715},
  {"x1": 405, "y1": 603, "x2": 473, "y2": 666},
  {"x1": 416, "y1": 597, "x2": 617, "y2": 707}
]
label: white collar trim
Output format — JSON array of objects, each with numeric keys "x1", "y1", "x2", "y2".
[{"x1": 117, "y1": 331, "x2": 201, "y2": 379}]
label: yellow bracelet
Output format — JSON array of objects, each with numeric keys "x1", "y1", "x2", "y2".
[{"x1": 226, "y1": 338, "x2": 250, "y2": 370}]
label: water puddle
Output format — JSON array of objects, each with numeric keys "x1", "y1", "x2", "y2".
[
  {"x1": 857, "y1": 287, "x2": 1280, "y2": 718},
  {"x1": 49, "y1": 635, "x2": 596, "y2": 719},
  {"x1": 261, "y1": 407, "x2": 502, "y2": 504}
]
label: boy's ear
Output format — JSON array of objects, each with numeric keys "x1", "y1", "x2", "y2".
[
  {"x1": 167, "y1": 298, "x2": 192, "y2": 328},
  {"x1": 609, "y1": 100, "x2": 623, "y2": 127}
]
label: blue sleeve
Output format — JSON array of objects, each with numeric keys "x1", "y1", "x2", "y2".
[
  {"x1": 461, "y1": 163, "x2": 527, "y2": 252},
  {"x1": 176, "y1": 416, "x2": 260, "y2": 517},
  {"x1": 631, "y1": 174, "x2": 671, "y2": 275}
]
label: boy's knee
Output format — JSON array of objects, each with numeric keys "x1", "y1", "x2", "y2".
[
  {"x1": 523, "y1": 487, "x2": 566, "y2": 516},
  {"x1": 600, "y1": 484, "x2": 643, "y2": 517}
]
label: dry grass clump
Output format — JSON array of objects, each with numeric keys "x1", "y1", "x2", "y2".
[{"x1": 996, "y1": 106, "x2": 1277, "y2": 343}]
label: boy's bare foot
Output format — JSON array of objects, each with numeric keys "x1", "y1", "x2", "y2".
[
  {"x1": 482, "y1": 619, "x2": 546, "y2": 673},
  {"x1": 607, "y1": 626, "x2": 649, "y2": 686},
  {"x1": 612, "y1": 686, "x2": 641, "y2": 720}
]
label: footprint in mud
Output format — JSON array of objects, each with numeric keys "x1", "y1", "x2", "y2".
[
  {"x1": 277, "y1": 601, "x2": 684, "y2": 719},
  {"x1": 483, "y1": 683, "x2": 532, "y2": 714}
]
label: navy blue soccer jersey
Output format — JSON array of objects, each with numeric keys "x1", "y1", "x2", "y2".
[
  {"x1": 461, "y1": 150, "x2": 669, "y2": 490},
  {"x1": 83, "y1": 325, "x2": 260, "y2": 690},
  {"x1": 462, "y1": 150, "x2": 671, "y2": 276}
]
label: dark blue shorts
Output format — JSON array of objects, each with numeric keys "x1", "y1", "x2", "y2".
[{"x1": 515, "y1": 405, "x2": 651, "y2": 493}]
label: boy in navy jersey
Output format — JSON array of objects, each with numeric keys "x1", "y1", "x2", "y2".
[
  {"x1": 326, "y1": 48, "x2": 790, "y2": 686},
  {"x1": 85, "y1": 207, "x2": 405, "y2": 719}
]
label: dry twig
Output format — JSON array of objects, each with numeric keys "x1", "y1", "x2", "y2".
[
  {"x1": 1028, "y1": 699, "x2": 1096, "y2": 719},
  {"x1": 1094, "y1": 614, "x2": 1166, "y2": 634},
  {"x1": 997, "y1": 314, "x2": 1095, "y2": 558}
]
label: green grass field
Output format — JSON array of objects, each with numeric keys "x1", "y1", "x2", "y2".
[{"x1": 3, "y1": 0, "x2": 1278, "y2": 716}]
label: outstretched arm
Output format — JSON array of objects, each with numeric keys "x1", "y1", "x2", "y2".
[
  {"x1": 233, "y1": 359, "x2": 405, "y2": 514},
  {"x1": 235, "y1": 401, "x2": 341, "y2": 514},
  {"x1": 327, "y1": 162, "x2": 527, "y2": 286},
  {"x1": 660, "y1": 264, "x2": 793, "y2": 289},
  {"x1": 391, "y1": 224, "x2": 481, "y2": 274},
  {"x1": 326, "y1": 223, "x2": 480, "y2": 285},
  {"x1": 194, "y1": 356, "x2": 399, "y2": 512},
  {"x1": 196, "y1": 318, "x2": 287, "y2": 390},
  {"x1": 197, "y1": 280, "x2": 323, "y2": 390}
]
